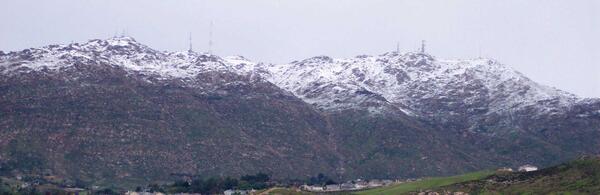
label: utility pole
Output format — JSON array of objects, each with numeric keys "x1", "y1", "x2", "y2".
[{"x1": 420, "y1": 40, "x2": 426, "y2": 53}]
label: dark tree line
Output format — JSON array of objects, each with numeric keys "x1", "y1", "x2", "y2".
[
  {"x1": 307, "y1": 173, "x2": 337, "y2": 186},
  {"x1": 138, "y1": 173, "x2": 271, "y2": 194}
]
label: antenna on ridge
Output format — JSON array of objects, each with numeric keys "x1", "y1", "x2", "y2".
[
  {"x1": 396, "y1": 42, "x2": 400, "y2": 53},
  {"x1": 188, "y1": 32, "x2": 193, "y2": 52},
  {"x1": 208, "y1": 21, "x2": 214, "y2": 55},
  {"x1": 420, "y1": 40, "x2": 426, "y2": 53}
]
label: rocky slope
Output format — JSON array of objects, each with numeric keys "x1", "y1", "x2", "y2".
[{"x1": 0, "y1": 37, "x2": 599, "y2": 187}]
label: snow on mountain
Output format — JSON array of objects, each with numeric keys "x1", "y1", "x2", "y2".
[
  {"x1": 228, "y1": 51, "x2": 581, "y2": 120},
  {"x1": 0, "y1": 37, "x2": 231, "y2": 79},
  {"x1": 0, "y1": 37, "x2": 587, "y2": 119}
]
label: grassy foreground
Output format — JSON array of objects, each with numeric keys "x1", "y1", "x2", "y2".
[
  {"x1": 354, "y1": 170, "x2": 495, "y2": 195},
  {"x1": 437, "y1": 156, "x2": 600, "y2": 194}
]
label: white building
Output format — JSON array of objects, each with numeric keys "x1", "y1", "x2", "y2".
[
  {"x1": 224, "y1": 189, "x2": 248, "y2": 195},
  {"x1": 125, "y1": 192, "x2": 166, "y2": 195},
  {"x1": 367, "y1": 180, "x2": 383, "y2": 187},
  {"x1": 301, "y1": 185, "x2": 324, "y2": 191},
  {"x1": 325, "y1": 184, "x2": 340, "y2": 191},
  {"x1": 518, "y1": 164, "x2": 538, "y2": 172}
]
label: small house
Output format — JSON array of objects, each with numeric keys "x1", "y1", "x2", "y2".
[
  {"x1": 325, "y1": 184, "x2": 340, "y2": 191},
  {"x1": 224, "y1": 189, "x2": 248, "y2": 195},
  {"x1": 518, "y1": 164, "x2": 538, "y2": 172},
  {"x1": 340, "y1": 183, "x2": 355, "y2": 190},
  {"x1": 367, "y1": 180, "x2": 383, "y2": 187}
]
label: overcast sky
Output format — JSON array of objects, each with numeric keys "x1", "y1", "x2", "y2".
[{"x1": 1, "y1": 0, "x2": 599, "y2": 97}]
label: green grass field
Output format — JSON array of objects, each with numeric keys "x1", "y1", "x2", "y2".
[
  {"x1": 354, "y1": 170, "x2": 495, "y2": 195},
  {"x1": 438, "y1": 157, "x2": 600, "y2": 194}
]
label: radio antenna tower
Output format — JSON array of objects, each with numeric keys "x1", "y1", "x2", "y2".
[
  {"x1": 396, "y1": 42, "x2": 400, "y2": 53},
  {"x1": 420, "y1": 40, "x2": 426, "y2": 53},
  {"x1": 188, "y1": 32, "x2": 193, "y2": 52},
  {"x1": 208, "y1": 21, "x2": 213, "y2": 54}
]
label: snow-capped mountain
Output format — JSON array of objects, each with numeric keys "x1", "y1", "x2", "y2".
[
  {"x1": 1, "y1": 37, "x2": 599, "y2": 187},
  {"x1": 0, "y1": 37, "x2": 581, "y2": 113},
  {"x1": 1, "y1": 36, "x2": 597, "y2": 130}
]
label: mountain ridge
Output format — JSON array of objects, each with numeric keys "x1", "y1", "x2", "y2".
[{"x1": 0, "y1": 37, "x2": 599, "y2": 188}]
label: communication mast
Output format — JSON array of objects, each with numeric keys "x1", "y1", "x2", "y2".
[
  {"x1": 420, "y1": 40, "x2": 426, "y2": 53},
  {"x1": 188, "y1": 32, "x2": 193, "y2": 52},
  {"x1": 208, "y1": 21, "x2": 213, "y2": 54},
  {"x1": 396, "y1": 42, "x2": 400, "y2": 53}
]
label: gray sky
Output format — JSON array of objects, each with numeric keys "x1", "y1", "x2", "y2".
[{"x1": 1, "y1": 0, "x2": 599, "y2": 97}]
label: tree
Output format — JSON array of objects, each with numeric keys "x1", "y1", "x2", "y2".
[
  {"x1": 190, "y1": 179, "x2": 205, "y2": 193},
  {"x1": 203, "y1": 177, "x2": 223, "y2": 194},
  {"x1": 240, "y1": 172, "x2": 271, "y2": 189},
  {"x1": 173, "y1": 180, "x2": 190, "y2": 188},
  {"x1": 308, "y1": 173, "x2": 336, "y2": 186},
  {"x1": 223, "y1": 177, "x2": 239, "y2": 190},
  {"x1": 148, "y1": 183, "x2": 164, "y2": 193},
  {"x1": 96, "y1": 188, "x2": 119, "y2": 195}
]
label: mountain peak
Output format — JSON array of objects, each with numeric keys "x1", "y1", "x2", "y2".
[
  {"x1": 297, "y1": 55, "x2": 333, "y2": 65},
  {"x1": 107, "y1": 36, "x2": 137, "y2": 42},
  {"x1": 77, "y1": 36, "x2": 147, "y2": 52},
  {"x1": 102, "y1": 36, "x2": 139, "y2": 47},
  {"x1": 258, "y1": 50, "x2": 582, "y2": 119}
]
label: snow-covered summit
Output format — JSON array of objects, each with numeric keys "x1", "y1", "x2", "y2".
[
  {"x1": 246, "y1": 51, "x2": 581, "y2": 120},
  {"x1": 0, "y1": 36, "x2": 233, "y2": 79}
]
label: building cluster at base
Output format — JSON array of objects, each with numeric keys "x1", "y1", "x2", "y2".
[{"x1": 301, "y1": 179, "x2": 400, "y2": 192}]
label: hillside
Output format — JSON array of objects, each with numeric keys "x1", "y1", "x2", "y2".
[{"x1": 0, "y1": 37, "x2": 342, "y2": 186}]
